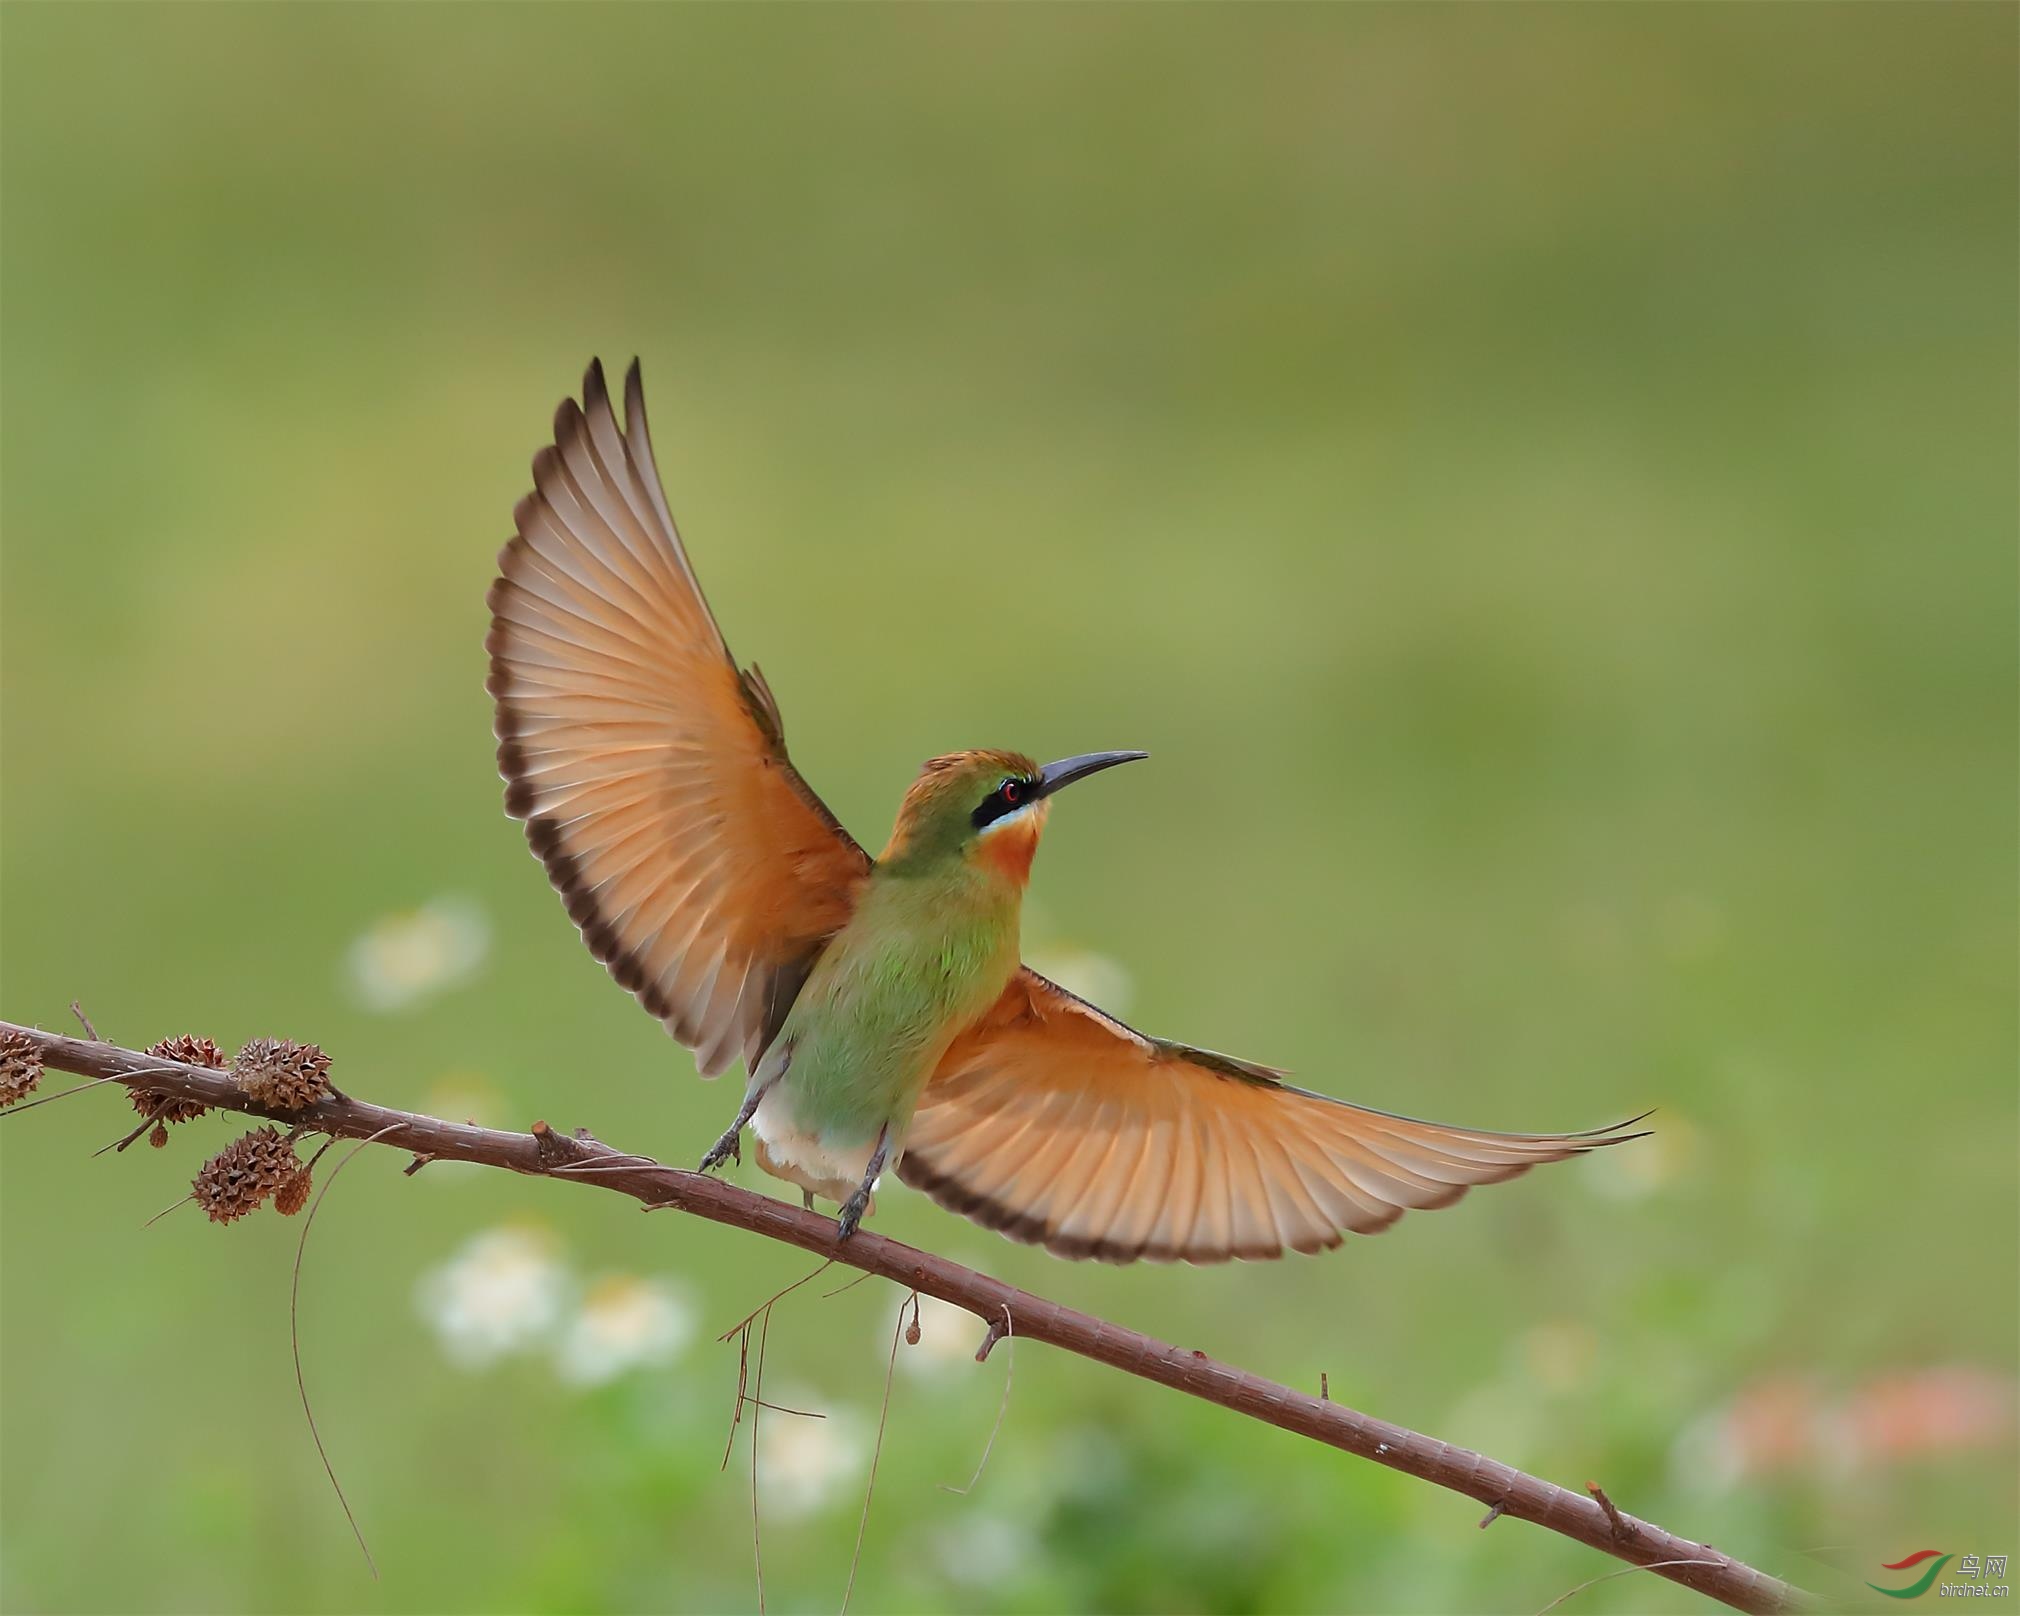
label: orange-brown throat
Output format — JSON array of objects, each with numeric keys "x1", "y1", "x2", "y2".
[{"x1": 975, "y1": 806, "x2": 1047, "y2": 886}]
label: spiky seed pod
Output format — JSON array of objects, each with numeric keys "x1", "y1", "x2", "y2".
[
  {"x1": 135, "y1": 1034, "x2": 224, "y2": 1126},
  {"x1": 0, "y1": 1029, "x2": 42, "y2": 1107},
  {"x1": 274, "y1": 1166, "x2": 314, "y2": 1217},
  {"x1": 232, "y1": 1038, "x2": 333, "y2": 1111},
  {"x1": 192, "y1": 1127, "x2": 301, "y2": 1224}
]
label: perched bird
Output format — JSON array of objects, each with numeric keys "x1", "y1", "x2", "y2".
[{"x1": 487, "y1": 360, "x2": 1645, "y2": 1262}]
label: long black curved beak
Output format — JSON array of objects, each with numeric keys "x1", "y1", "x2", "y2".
[{"x1": 1035, "y1": 750, "x2": 1149, "y2": 800}]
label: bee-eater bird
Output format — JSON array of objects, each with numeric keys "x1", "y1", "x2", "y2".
[{"x1": 487, "y1": 360, "x2": 1645, "y2": 1261}]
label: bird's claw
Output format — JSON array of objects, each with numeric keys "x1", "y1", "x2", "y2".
[
  {"x1": 835, "y1": 1193, "x2": 869, "y2": 1242},
  {"x1": 696, "y1": 1132, "x2": 741, "y2": 1174}
]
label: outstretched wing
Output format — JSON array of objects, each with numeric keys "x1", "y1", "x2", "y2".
[
  {"x1": 901, "y1": 969, "x2": 1646, "y2": 1263},
  {"x1": 488, "y1": 359, "x2": 870, "y2": 1075}
]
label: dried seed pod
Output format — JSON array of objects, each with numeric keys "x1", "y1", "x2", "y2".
[
  {"x1": 232, "y1": 1038, "x2": 333, "y2": 1110},
  {"x1": 149, "y1": 1123, "x2": 169, "y2": 1149},
  {"x1": 192, "y1": 1127, "x2": 301, "y2": 1224},
  {"x1": 274, "y1": 1166, "x2": 314, "y2": 1217},
  {"x1": 136, "y1": 1034, "x2": 223, "y2": 1126},
  {"x1": 0, "y1": 1029, "x2": 41, "y2": 1107}
]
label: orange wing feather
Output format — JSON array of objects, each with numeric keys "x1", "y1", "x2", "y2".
[
  {"x1": 902, "y1": 969, "x2": 1646, "y2": 1263},
  {"x1": 487, "y1": 360, "x2": 869, "y2": 1075}
]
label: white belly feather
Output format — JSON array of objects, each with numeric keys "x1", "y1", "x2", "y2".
[{"x1": 750, "y1": 1086, "x2": 885, "y2": 1206}]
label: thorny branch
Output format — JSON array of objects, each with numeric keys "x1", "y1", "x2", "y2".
[{"x1": 0, "y1": 1017, "x2": 1812, "y2": 1616}]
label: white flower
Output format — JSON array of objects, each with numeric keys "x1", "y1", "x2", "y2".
[
  {"x1": 345, "y1": 896, "x2": 490, "y2": 1012},
  {"x1": 1023, "y1": 946, "x2": 1134, "y2": 1016},
  {"x1": 415, "y1": 1225, "x2": 567, "y2": 1368},
  {"x1": 555, "y1": 1275, "x2": 697, "y2": 1387},
  {"x1": 758, "y1": 1394, "x2": 865, "y2": 1521},
  {"x1": 930, "y1": 1513, "x2": 1039, "y2": 1588}
]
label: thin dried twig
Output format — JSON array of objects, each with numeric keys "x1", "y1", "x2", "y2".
[
  {"x1": 746, "y1": 1398, "x2": 824, "y2": 1419},
  {"x1": 142, "y1": 1194, "x2": 195, "y2": 1229},
  {"x1": 718, "y1": 1258, "x2": 834, "y2": 1344},
  {"x1": 1535, "y1": 1557, "x2": 1727, "y2": 1615},
  {"x1": 291, "y1": 1125, "x2": 402, "y2": 1581},
  {"x1": 941, "y1": 1303, "x2": 1014, "y2": 1497},
  {"x1": 97, "y1": 1102, "x2": 165, "y2": 1156},
  {"x1": 1, "y1": 1017, "x2": 1812, "y2": 1616},
  {"x1": 751, "y1": 1304, "x2": 772, "y2": 1615},
  {"x1": 844, "y1": 1290, "x2": 916, "y2": 1616},
  {"x1": 0, "y1": 1073, "x2": 123, "y2": 1118},
  {"x1": 721, "y1": 1323, "x2": 755, "y2": 1472},
  {"x1": 714, "y1": 1257, "x2": 840, "y2": 1612}
]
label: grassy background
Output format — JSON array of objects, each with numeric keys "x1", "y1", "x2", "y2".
[{"x1": 3, "y1": 5, "x2": 2014, "y2": 1612}]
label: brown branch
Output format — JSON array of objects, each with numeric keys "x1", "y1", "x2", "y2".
[{"x1": 1, "y1": 1017, "x2": 1811, "y2": 1615}]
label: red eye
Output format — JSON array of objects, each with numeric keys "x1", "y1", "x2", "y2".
[{"x1": 1001, "y1": 779, "x2": 1024, "y2": 805}]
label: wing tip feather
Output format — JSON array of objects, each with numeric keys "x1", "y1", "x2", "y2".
[{"x1": 583, "y1": 356, "x2": 611, "y2": 414}]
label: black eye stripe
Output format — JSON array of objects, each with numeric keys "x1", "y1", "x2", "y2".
[{"x1": 971, "y1": 777, "x2": 1038, "y2": 829}]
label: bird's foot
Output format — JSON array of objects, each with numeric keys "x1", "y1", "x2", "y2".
[
  {"x1": 699, "y1": 1086, "x2": 767, "y2": 1174},
  {"x1": 834, "y1": 1126, "x2": 889, "y2": 1242},
  {"x1": 696, "y1": 1128, "x2": 742, "y2": 1174}
]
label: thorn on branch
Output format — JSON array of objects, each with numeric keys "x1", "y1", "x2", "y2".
[
  {"x1": 69, "y1": 1001, "x2": 98, "y2": 1041},
  {"x1": 1480, "y1": 1499, "x2": 1509, "y2": 1529},
  {"x1": 976, "y1": 1309, "x2": 1013, "y2": 1362},
  {"x1": 1587, "y1": 1481, "x2": 1638, "y2": 1542},
  {"x1": 99, "y1": 1107, "x2": 165, "y2": 1155},
  {"x1": 530, "y1": 1119, "x2": 593, "y2": 1169},
  {"x1": 403, "y1": 1153, "x2": 436, "y2": 1176},
  {"x1": 1321, "y1": 1371, "x2": 1330, "y2": 1402}
]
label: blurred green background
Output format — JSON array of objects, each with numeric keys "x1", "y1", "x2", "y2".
[{"x1": 3, "y1": 6, "x2": 2014, "y2": 1613}]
